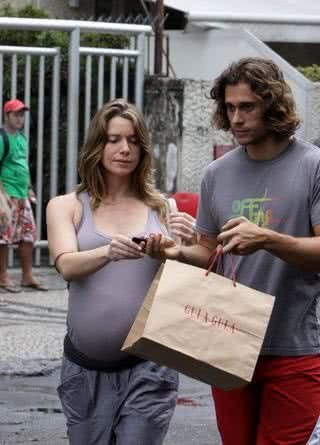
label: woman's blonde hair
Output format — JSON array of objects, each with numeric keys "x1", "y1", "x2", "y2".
[{"x1": 76, "y1": 99, "x2": 168, "y2": 221}]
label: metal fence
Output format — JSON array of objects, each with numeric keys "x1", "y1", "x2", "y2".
[{"x1": 0, "y1": 17, "x2": 151, "y2": 266}]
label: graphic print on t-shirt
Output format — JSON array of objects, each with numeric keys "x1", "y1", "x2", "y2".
[{"x1": 230, "y1": 189, "x2": 284, "y2": 229}]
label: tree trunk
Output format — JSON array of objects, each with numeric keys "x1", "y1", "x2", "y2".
[{"x1": 152, "y1": 0, "x2": 164, "y2": 75}]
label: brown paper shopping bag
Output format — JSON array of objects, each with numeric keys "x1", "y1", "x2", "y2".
[{"x1": 122, "y1": 257, "x2": 275, "y2": 390}]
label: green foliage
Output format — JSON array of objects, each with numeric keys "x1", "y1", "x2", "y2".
[
  {"x1": 297, "y1": 65, "x2": 320, "y2": 82},
  {"x1": 80, "y1": 32, "x2": 128, "y2": 49},
  {"x1": 0, "y1": 4, "x2": 51, "y2": 47},
  {"x1": 0, "y1": 4, "x2": 128, "y2": 51}
]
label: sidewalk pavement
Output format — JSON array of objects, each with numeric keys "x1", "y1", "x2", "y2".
[
  {"x1": 0, "y1": 267, "x2": 221, "y2": 444},
  {"x1": 0, "y1": 268, "x2": 66, "y2": 376}
]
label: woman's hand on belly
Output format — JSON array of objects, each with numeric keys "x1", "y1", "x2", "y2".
[{"x1": 108, "y1": 234, "x2": 145, "y2": 261}]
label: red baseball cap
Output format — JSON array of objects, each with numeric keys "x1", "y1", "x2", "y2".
[{"x1": 4, "y1": 99, "x2": 30, "y2": 113}]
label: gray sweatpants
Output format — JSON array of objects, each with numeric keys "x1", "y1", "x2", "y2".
[{"x1": 57, "y1": 356, "x2": 179, "y2": 445}]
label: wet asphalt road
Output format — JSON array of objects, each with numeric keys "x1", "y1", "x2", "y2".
[{"x1": 0, "y1": 371, "x2": 221, "y2": 445}]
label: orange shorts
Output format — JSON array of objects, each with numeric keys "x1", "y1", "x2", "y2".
[{"x1": 212, "y1": 355, "x2": 320, "y2": 445}]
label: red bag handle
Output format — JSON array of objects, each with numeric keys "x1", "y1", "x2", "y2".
[{"x1": 205, "y1": 244, "x2": 236, "y2": 287}]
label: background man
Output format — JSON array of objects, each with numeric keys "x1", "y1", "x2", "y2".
[
  {"x1": 0, "y1": 99, "x2": 47, "y2": 292},
  {"x1": 147, "y1": 57, "x2": 320, "y2": 444}
]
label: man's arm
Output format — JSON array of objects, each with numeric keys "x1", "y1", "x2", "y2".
[
  {"x1": 145, "y1": 233, "x2": 218, "y2": 269},
  {"x1": 218, "y1": 216, "x2": 320, "y2": 272},
  {"x1": 177, "y1": 234, "x2": 218, "y2": 268}
]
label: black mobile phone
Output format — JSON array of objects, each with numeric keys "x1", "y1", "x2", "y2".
[{"x1": 132, "y1": 236, "x2": 147, "y2": 245}]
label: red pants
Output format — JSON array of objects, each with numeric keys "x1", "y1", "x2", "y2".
[{"x1": 212, "y1": 355, "x2": 320, "y2": 445}]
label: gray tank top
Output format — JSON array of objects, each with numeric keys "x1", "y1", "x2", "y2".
[{"x1": 67, "y1": 192, "x2": 165, "y2": 362}]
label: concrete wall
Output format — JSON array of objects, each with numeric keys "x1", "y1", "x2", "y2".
[
  {"x1": 180, "y1": 80, "x2": 235, "y2": 193},
  {"x1": 180, "y1": 80, "x2": 213, "y2": 193},
  {"x1": 307, "y1": 82, "x2": 320, "y2": 144},
  {"x1": 144, "y1": 76, "x2": 229, "y2": 194},
  {"x1": 144, "y1": 76, "x2": 184, "y2": 194}
]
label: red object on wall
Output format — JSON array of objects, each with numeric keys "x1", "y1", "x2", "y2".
[
  {"x1": 213, "y1": 144, "x2": 235, "y2": 159},
  {"x1": 171, "y1": 192, "x2": 199, "y2": 218}
]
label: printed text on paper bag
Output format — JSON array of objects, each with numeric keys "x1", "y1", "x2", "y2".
[{"x1": 184, "y1": 305, "x2": 236, "y2": 333}]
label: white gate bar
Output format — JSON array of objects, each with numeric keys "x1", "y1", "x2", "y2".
[
  {"x1": 24, "y1": 54, "x2": 31, "y2": 148},
  {"x1": 80, "y1": 47, "x2": 139, "y2": 57},
  {"x1": 84, "y1": 55, "x2": 92, "y2": 134},
  {"x1": 97, "y1": 55, "x2": 104, "y2": 109},
  {"x1": 110, "y1": 57, "x2": 117, "y2": 100},
  {"x1": 50, "y1": 51, "x2": 61, "y2": 199},
  {"x1": 122, "y1": 57, "x2": 129, "y2": 99},
  {"x1": 0, "y1": 46, "x2": 59, "y2": 56},
  {"x1": 66, "y1": 27, "x2": 80, "y2": 192},
  {"x1": 11, "y1": 54, "x2": 17, "y2": 99},
  {"x1": 0, "y1": 17, "x2": 151, "y2": 34},
  {"x1": 135, "y1": 33, "x2": 145, "y2": 110},
  {"x1": 35, "y1": 55, "x2": 45, "y2": 265}
]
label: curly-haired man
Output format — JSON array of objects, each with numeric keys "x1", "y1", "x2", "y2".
[{"x1": 147, "y1": 57, "x2": 320, "y2": 444}]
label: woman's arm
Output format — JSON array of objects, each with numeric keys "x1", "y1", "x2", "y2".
[{"x1": 46, "y1": 194, "x2": 144, "y2": 281}]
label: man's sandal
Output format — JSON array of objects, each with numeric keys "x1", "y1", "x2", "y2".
[
  {"x1": 21, "y1": 282, "x2": 48, "y2": 291},
  {"x1": 0, "y1": 283, "x2": 22, "y2": 293}
]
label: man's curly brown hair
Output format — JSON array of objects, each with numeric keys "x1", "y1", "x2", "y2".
[{"x1": 210, "y1": 57, "x2": 300, "y2": 138}]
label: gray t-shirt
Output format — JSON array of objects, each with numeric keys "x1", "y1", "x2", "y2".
[
  {"x1": 67, "y1": 192, "x2": 165, "y2": 362},
  {"x1": 196, "y1": 138, "x2": 320, "y2": 355}
]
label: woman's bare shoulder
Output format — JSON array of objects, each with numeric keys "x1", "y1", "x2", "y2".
[{"x1": 47, "y1": 192, "x2": 81, "y2": 214}]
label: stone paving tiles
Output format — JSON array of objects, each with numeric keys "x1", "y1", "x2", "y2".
[{"x1": 0, "y1": 268, "x2": 67, "y2": 375}]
